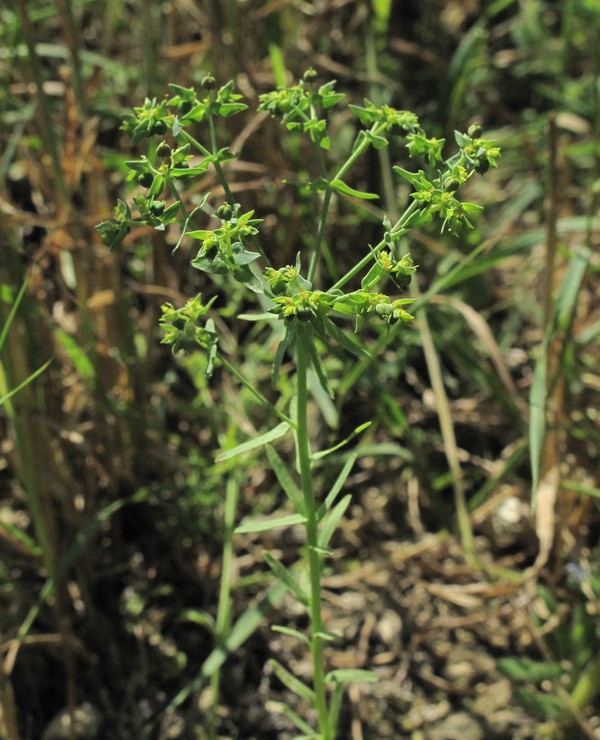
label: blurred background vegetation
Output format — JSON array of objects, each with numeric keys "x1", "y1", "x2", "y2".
[{"x1": 1, "y1": 0, "x2": 599, "y2": 738}]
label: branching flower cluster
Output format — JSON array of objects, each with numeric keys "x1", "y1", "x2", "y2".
[{"x1": 97, "y1": 71, "x2": 499, "y2": 369}]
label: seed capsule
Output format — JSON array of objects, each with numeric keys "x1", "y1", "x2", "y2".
[
  {"x1": 216, "y1": 203, "x2": 232, "y2": 220},
  {"x1": 156, "y1": 141, "x2": 171, "y2": 158},
  {"x1": 443, "y1": 177, "x2": 460, "y2": 193},
  {"x1": 375, "y1": 303, "x2": 393, "y2": 319},
  {"x1": 296, "y1": 306, "x2": 313, "y2": 322},
  {"x1": 202, "y1": 75, "x2": 216, "y2": 91},
  {"x1": 137, "y1": 172, "x2": 154, "y2": 188}
]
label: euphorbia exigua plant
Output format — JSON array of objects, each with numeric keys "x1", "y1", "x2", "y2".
[{"x1": 98, "y1": 69, "x2": 499, "y2": 738}]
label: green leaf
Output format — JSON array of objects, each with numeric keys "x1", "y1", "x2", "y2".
[
  {"x1": 513, "y1": 687, "x2": 564, "y2": 719},
  {"x1": 231, "y1": 243, "x2": 260, "y2": 266},
  {"x1": 330, "y1": 179, "x2": 379, "y2": 200},
  {"x1": 181, "y1": 609, "x2": 216, "y2": 634},
  {"x1": 271, "y1": 625, "x2": 310, "y2": 646},
  {"x1": 320, "y1": 454, "x2": 357, "y2": 514},
  {"x1": 312, "y1": 421, "x2": 371, "y2": 461},
  {"x1": 372, "y1": 0, "x2": 393, "y2": 22},
  {"x1": 272, "y1": 323, "x2": 294, "y2": 385},
  {"x1": 266, "y1": 445, "x2": 305, "y2": 514},
  {"x1": 328, "y1": 682, "x2": 345, "y2": 738},
  {"x1": 307, "y1": 368, "x2": 338, "y2": 429},
  {"x1": 497, "y1": 657, "x2": 563, "y2": 682},
  {"x1": 361, "y1": 261, "x2": 386, "y2": 291},
  {"x1": 162, "y1": 580, "x2": 289, "y2": 716},
  {"x1": 0, "y1": 359, "x2": 52, "y2": 407},
  {"x1": 186, "y1": 228, "x2": 214, "y2": 240},
  {"x1": 320, "y1": 316, "x2": 371, "y2": 358},
  {"x1": 529, "y1": 341, "x2": 547, "y2": 509},
  {"x1": 555, "y1": 246, "x2": 590, "y2": 331},
  {"x1": 297, "y1": 324, "x2": 333, "y2": 399},
  {"x1": 318, "y1": 495, "x2": 352, "y2": 550},
  {"x1": 215, "y1": 421, "x2": 290, "y2": 462},
  {"x1": 325, "y1": 668, "x2": 379, "y2": 685},
  {"x1": 274, "y1": 701, "x2": 316, "y2": 737},
  {"x1": 393, "y1": 166, "x2": 427, "y2": 188},
  {"x1": 269, "y1": 659, "x2": 316, "y2": 704},
  {"x1": 0, "y1": 518, "x2": 41, "y2": 558},
  {"x1": 234, "y1": 513, "x2": 307, "y2": 535},
  {"x1": 54, "y1": 328, "x2": 95, "y2": 380},
  {"x1": 262, "y1": 551, "x2": 309, "y2": 605}
]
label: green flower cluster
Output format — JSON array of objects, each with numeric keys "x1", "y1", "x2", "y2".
[
  {"x1": 188, "y1": 207, "x2": 262, "y2": 291},
  {"x1": 159, "y1": 294, "x2": 219, "y2": 362},
  {"x1": 258, "y1": 69, "x2": 344, "y2": 150}
]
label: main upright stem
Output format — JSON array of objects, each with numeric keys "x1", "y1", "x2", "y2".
[{"x1": 295, "y1": 324, "x2": 331, "y2": 739}]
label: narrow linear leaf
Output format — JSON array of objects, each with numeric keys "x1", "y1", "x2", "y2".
[
  {"x1": 234, "y1": 513, "x2": 306, "y2": 535},
  {"x1": 0, "y1": 359, "x2": 52, "y2": 406},
  {"x1": 272, "y1": 323, "x2": 294, "y2": 385},
  {"x1": 556, "y1": 246, "x2": 590, "y2": 330},
  {"x1": 497, "y1": 657, "x2": 562, "y2": 683},
  {"x1": 328, "y1": 682, "x2": 345, "y2": 736},
  {"x1": 330, "y1": 179, "x2": 379, "y2": 200},
  {"x1": 262, "y1": 551, "x2": 309, "y2": 605},
  {"x1": 321, "y1": 316, "x2": 371, "y2": 358},
  {"x1": 314, "y1": 630, "x2": 340, "y2": 641},
  {"x1": 266, "y1": 445, "x2": 305, "y2": 514},
  {"x1": 273, "y1": 701, "x2": 316, "y2": 737},
  {"x1": 271, "y1": 625, "x2": 310, "y2": 646},
  {"x1": 0, "y1": 519, "x2": 41, "y2": 557},
  {"x1": 325, "y1": 668, "x2": 379, "y2": 685},
  {"x1": 307, "y1": 368, "x2": 338, "y2": 428},
  {"x1": 529, "y1": 343, "x2": 547, "y2": 509},
  {"x1": 181, "y1": 609, "x2": 216, "y2": 634},
  {"x1": 216, "y1": 421, "x2": 290, "y2": 462},
  {"x1": 0, "y1": 280, "x2": 28, "y2": 351},
  {"x1": 312, "y1": 421, "x2": 372, "y2": 461},
  {"x1": 318, "y1": 495, "x2": 352, "y2": 550},
  {"x1": 269, "y1": 659, "x2": 316, "y2": 705},
  {"x1": 161, "y1": 580, "x2": 289, "y2": 719},
  {"x1": 309, "y1": 544, "x2": 333, "y2": 557},
  {"x1": 297, "y1": 325, "x2": 333, "y2": 399},
  {"x1": 321, "y1": 453, "x2": 357, "y2": 513}
]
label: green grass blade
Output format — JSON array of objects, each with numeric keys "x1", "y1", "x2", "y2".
[
  {"x1": 0, "y1": 359, "x2": 51, "y2": 406},
  {"x1": 529, "y1": 341, "x2": 547, "y2": 509},
  {"x1": 556, "y1": 246, "x2": 590, "y2": 330},
  {"x1": 0, "y1": 280, "x2": 28, "y2": 351}
]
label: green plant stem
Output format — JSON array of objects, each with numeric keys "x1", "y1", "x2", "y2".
[
  {"x1": 330, "y1": 200, "x2": 419, "y2": 294},
  {"x1": 209, "y1": 473, "x2": 240, "y2": 739},
  {"x1": 308, "y1": 188, "x2": 332, "y2": 284},
  {"x1": 295, "y1": 324, "x2": 330, "y2": 739},
  {"x1": 180, "y1": 125, "x2": 270, "y2": 265},
  {"x1": 308, "y1": 121, "x2": 390, "y2": 285}
]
